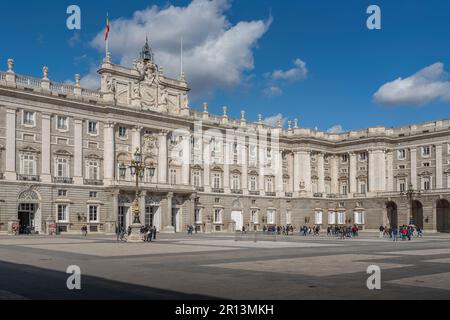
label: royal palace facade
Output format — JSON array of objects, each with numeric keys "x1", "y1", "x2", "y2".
[{"x1": 1, "y1": 41, "x2": 450, "y2": 235}]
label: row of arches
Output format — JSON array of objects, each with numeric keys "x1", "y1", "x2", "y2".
[{"x1": 386, "y1": 199, "x2": 450, "y2": 232}]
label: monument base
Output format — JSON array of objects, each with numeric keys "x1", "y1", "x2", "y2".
[{"x1": 127, "y1": 223, "x2": 144, "y2": 243}]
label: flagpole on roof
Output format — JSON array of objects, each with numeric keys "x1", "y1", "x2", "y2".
[{"x1": 105, "y1": 12, "x2": 110, "y2": 61}]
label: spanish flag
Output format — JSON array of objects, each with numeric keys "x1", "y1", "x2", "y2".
[{"x1": 105, "y1": 13, "x2": 110, "y2": 41}]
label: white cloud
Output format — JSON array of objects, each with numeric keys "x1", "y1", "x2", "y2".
[
  {"x1": 327, "y1": 125, "x2": 344, "y2": 134},
  {"x1": 263, "y1": 113, "x2": 287, "y2": 127},
  {"x1": 263, "y1": 86, "x2": 283, "y2": 97},
  {"x1": 374, "y1": 62, "x2": 450, "y2": 106},
  {"x1": 269, "y1": 58, "x2": 308, "y2": 82},
  {"x1": 84, "y1": 0, "x2": 271, "y2": 97}
]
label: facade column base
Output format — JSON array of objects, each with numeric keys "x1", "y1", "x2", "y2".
[
  {"x1": 127, "y1": 223, "x2": 144, "y2": 242},
  {"x1": 104, "y1": 220, "x2": 117, "y2": 235},
  {"x1": 4, "y1": 172, "x2": 16, "y2": 181},
  {"x1": 41, "y1": 174, "x2": 52, "y2": 183},
  {"x1": 73, "y1": 176, "x2": 83, "y2": 185},
  {"x1": 160, "y1": 226, "x2": 175, "y2": 234}
]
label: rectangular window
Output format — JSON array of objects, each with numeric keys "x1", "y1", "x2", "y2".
[
  {"x1": 213, "y1": 173, "x2": 221, "y2": 189},
  {"x1": 265, "y1": 177, "x2": 273, "y2": 193},
  {"x1": 354, "y1": 211, "x2": 365, "y2": 225},
  {"x1": 315, "y1": 210, "x2": 323, "y2": 225},
  {"x1": 88, "y1": 205, "x2": 99, "y2": 222},
  {"x1": 423, "y1": 162, "x2": 430, "y2": 167},
  {"x1": 251, "y1": 210, "x2": 259, "y2": 224},
  {"x1": 21, "y1": 154, "x2": 36, "y2": 175},
  {"x1": 192, "y1": 171, "x2": 201, "y2": 187},
  {"x1": 360, "y1": 183, "x2": 366, "y2": 194},
  {"x1": 118, "y1": 127, "x2": 127, "y2": 138},
  {"x1": 58, "y1": 189, "x2": 67, "y2": 197},
  {"x1": 422, "y1": 146, "x2": 431, "y2": 157},
  {"x1": 341, "y1": 154, "x2": 348, "y2": 163},
  {"x1": 23, "y1": 111, "x2": 35, "y2": 126},
  {"x1": 170, "y1": 169, "x2": 177, "y2": 185},
  {"x1": 57, "y1": 204, "x2": 68, "y2": 222},
  {"x1": 89, "y1": 191, "x2": 98, "y2": 198},
  {"x1": 214, "y1": 209, "x2": 222, "y2": 223},
  {"x1": 267, "y1": 210, "x2": 276, "y2": 225},
  {"x1": 56, "y1": 158, "x2": 69, "y2": 177},
  {"x1": 87, "y1": 160, "x2": 99, "y2": 180},
  {"x1": 195, "y1": 209, "x2": 201, "y2": 224},
  {"x1": 232, "y1": 175, "x2": 240, "y2": 190},
  {"x1": 341, "y1": 184, "x2": 348, "y2": 195},
  {"x1": 398, "y1": 149, "x2": 406, "y2": 160},
  {"x1": 57, "y1": 116, "x2": 68, "y2": 130},
  {"x1": 423, "y1": 179, "x2": 431, "y2": 190},
  {"x1": 250, "y1": 176, "x2": 257, "y2": 191},
  {"x1": 328, "y1": 211, "x2": 336, "y2": 225},
  {"x1": 399, "y1": 181, "x2": 406, "y2": 192},
  {"x1": 359, "y1": 153, "x2": 367, "y2": 161},
  {"x1": 337, "y1": 211, "x2": 346, "y2": 225},
  {"x1": 88, "y1": 121, "x2": 98, "y2": 134}
]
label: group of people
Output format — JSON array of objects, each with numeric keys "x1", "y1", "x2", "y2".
[
  {"x1": 379, "y1": 225, "x2": 423, "y2": 241},
  {"x1": 116, "y1": 225, "x2": 157, "y2": 242},
  {"x1": 326, "y1": 225, "x2": 360, "y2": 238},
  {"x1": 262, "y1": 225, "x2": 295, "y2": 235},
  {"x1": 186, "y1": 225, "x2": 197, "y2": 235}
]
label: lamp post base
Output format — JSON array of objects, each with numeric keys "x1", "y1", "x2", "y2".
[{"x1": 127, "y1": 223, "x2": 144, "y2": 243}]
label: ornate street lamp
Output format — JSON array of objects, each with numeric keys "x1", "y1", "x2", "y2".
[
  {"x1": 123, "y1": 147, "x2": 155, "y2": 241},
  {"x1": 400, "y1": 183, "x2": 421, "y2": 226}
]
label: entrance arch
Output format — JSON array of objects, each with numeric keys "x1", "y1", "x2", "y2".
[
  {"x1": 411, "y1": 200, "x2": 424, "y2": 229},
  {"x1": 386, "y1": 201, "x2": 398, "y2": 228},
  {"x1": 437, "y1": 199, "x2": 450, "y2": 233},
  {"x1": 17, "y1": 189, "x2": 41, "y2": 234}
]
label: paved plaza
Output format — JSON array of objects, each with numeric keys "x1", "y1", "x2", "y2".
[{"x1": 1, "y1": 232, "x2": 450, "y2": 300}]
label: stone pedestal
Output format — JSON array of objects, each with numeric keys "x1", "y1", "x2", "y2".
[
  {"x1": 104, "y1": 220, "x2": 117, "y2": 235},
  {"x1": 204, "y1": 222, "x2": 212, "y2": 234},
  {"x1": 127, "y1": 223, "x2": 143, "y2": 242},
  {"x1": 160, "y1": 225, "x2": 175, "y2": 234},
  {"x1": 227, "y1": 221, "x2": 236, "y2": 233},
  {"x1": 45, "y1": 218, "x2": 56, "y2": 235},
  {"x1": 7, "y1": 218, "x2": 20, "y2": 235}
]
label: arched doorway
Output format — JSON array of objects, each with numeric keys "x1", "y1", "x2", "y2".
[
  {"x1": 411, "y1": 200, "x2": 424, "y2": 229},
  {"x1": 437, "y1": 199, "x2": 450, "y2": 233},
  {"x1": 386, "y1": 201, "x2": 398, "y2": 228},
  {"x1": 17, "y1": 189, "x2": 41, "y2": 234}
]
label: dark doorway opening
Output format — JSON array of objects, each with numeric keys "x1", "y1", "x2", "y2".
[
  {"x1": 386, "y1": 201, "x2": 398, "y2": 228},
  {"x1": 437, "y1": 199, "x2": 450, "y2": 233}
]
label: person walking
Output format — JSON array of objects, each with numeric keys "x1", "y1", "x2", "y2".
[
  {"x1": 379, "y1": 225, "x2": 384, "y2": 239},
  {"x1": 146, "y1": 226, "x2": 152, "y2": 242},
  {"x1": 152, "y1": 226, "x2": 157, "y2": 240}
]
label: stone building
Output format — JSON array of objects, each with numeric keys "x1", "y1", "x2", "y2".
[{"x1": 1, "y1": 40, "x2": 449, "y2": 235}]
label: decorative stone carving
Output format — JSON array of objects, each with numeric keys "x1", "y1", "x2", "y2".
[
  {"x1": 42, "y1": 66, "x2": 49, "y2": 80},
  {"x1": 7, "y1": 58, "x2": 14, "y2": 72}
]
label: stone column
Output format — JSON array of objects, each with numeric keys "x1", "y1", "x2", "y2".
[
  {"x1": 203, "y1": 138, "x2": 211, "y2": 192},
  {"x1": 105, "y1": 189, "x2": 119, "y2": 234},
  {"x1": 410, "y1": 148, "x2": 417, "y2": 189},
  {"x1": 73, "y1": 118, "x2": 83, "y2": 184},
  {"x1": 317, "y1": 153, "x2": 325, "y2": 194},
  {"x1": 275, "y1": 150, "x2": 284, "y2": 196},
  {"x1": 288, "y1": 152, "x2": 294, "y2": 192},
  {"x1": 258, "y1": 145, "x2": 265, "y2": 195},
  {"x1": 293, "y1": 151, "x2": 301, "y2": 195},
  {"x1": 41, "y1": 114, "x2": 52, "y2": 183},
  {"x1": 223, "y1": 141, "x2": 230, "y2": 192},
  {"x1": 139, "y1": 194, "x2": 146, "y2": 226},
  {"x1": 299, "y1": 150, "x2": 311, "y2": 194},
  {"x1": 158, "y1": 131, "x2": 168, "y2": 184},
  {"x1": 131, "y1": 127, "x2": 142, "y2": 153},
  {"x1": 368, "y1": 150, "x2": 375, "y2": 192},
  {"x1": 241, "y1": 143, "x2": 248, "y2": 195},
  {"x1": 349, "y1": 152, "x2": 357, "y2": 194},
  {"x1": 181, "y1": 136, "x2": 190, "y2": 186},
  {"x1": 103, "y1": 122, "x2": 115, "y2": 186},
  {"x1": 5, "y1": 108, "x2": 16, "y2": 180},
  {"x1": 436, "y1": 144, "x2": 443, "y2": 189},
  {"x1": 162, "y1": 192, "x2": 175, "y2": 233},
  {"x1": 330, "y1": 155, "x2": 339, "y2": 194},
  {"x1": 386, "y1": 151, "x2": 394, "y2": 192}
]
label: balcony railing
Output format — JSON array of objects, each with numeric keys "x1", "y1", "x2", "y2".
[
  {"x1": 326, "y1": 194, "x2": 337, "y2": 199},
  {"x1": 353, "y1": 193, "x2": 367, "y2": 198},
  {"x1": 285, "y1": 192, "x2": 293, "y2": 198},
  {"x1": 265, "y1": 192, "x2": 276, "y2": 197},
  {"x1": 84, "y1": 179, "x2": 104, "y2": 186},
  {"x1": 17, "y1": 174, "x2": 40, "y2": 182},
  {"x1": 231, "y1": 189, "x2": 243, "y2": 195},
  {"x1": 313, "y1": 193, "x2": 323, "y2": 198},
  {"x1": 249, "y1": 190, "x2": 260, "y2": 196},
  {"x1": 53, "y1": 177, "x2": 74, "y2": 184},
  {"x1": 212, "y1": 188, "x2": 224, "y2": 194},
  {"x1": 195, "y1": 186, "x2": 205, "y2": 192}
]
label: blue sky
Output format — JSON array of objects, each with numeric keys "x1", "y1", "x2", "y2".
[{"x1": 1, "y1": 0, "x2": 450, "y2": 132}]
